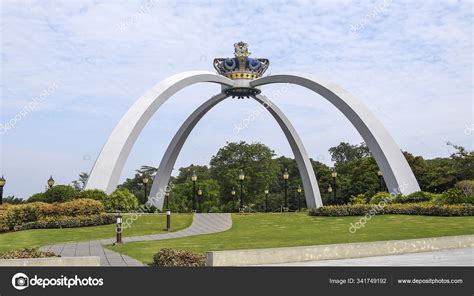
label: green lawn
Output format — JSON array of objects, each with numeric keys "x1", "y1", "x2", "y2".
[
  {"x1": 0, "y1": 213, "x2": 193, "y2": 253},
  {"x1": 108, "y1": 213, "x2": 474, "y2": 264}
]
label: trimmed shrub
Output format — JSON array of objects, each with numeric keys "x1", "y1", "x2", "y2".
[
  {"x1": 349, "y1": 194, "x2": 369, "y2": 205},
  {"x1": 394, "y1": 191, "x2": 432, "y2": 203},
  {"x1": 152, "y1": 248, "x2": 206, "y2": 267},
  {"x1": 0, "y1": 248, "x2": 58, "y2": 259},
  {"x1": 433, "y1": 188, "x2": 468, "y2": 205},
  {"x1": 369, "y1": 192, "x2": 392, "y2": 204},
  {"x1": 103, "y1": 189, "x2": 139, "y2": 212},
  {"x1": 76, "y1": 189, "x2": 108, "y2": 201},
  {"x1": 57, "y1": 199, "x2": 105, "y2": 216},
  {"x1": 308, "y1": 203, "x2": 474, "y2": 217},
  {"x1": 13, "y1": 214, "x2": 115, "y2": 231}
]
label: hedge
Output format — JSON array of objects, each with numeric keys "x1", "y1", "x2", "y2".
[
  {"x1": 0, "y1": 199, "x2": 110, "y2": 233},
  {"x1": 308, "y1": 203, "x2": 474, "y2": 217},
  {"x1": 152, "y1": 248, "x2": 206, "y2": 267},
  {"x1": 12, "y1": 214, "x2": 115, "y2": 231}
]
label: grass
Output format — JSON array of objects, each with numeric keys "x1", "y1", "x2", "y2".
[
  {"x1": 0, "y1": 213, "x2": 193, "y2": 254},
  {"x1": 108, "y1": 213, "x2": 474, "y2": 264}
]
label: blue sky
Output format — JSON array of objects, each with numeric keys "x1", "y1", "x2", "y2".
[{"x1": 0, "y1": 0, "x2": 472, "y2": 199}]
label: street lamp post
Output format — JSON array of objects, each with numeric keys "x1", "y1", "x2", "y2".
[
  {"x1": 239, "y1": 169, "x2": 245, "y2": 212},
  {"x1": 328, "y1": 186, "x2": 333, "y2": 204},
  {"x1": 283, "y1": 168, "x2": 289, "y2": 211},
  {"x1": 231, "y1": 188, "x2": 236, "y2": 212},
  {"x1": 0, "y1": 175, "x2": 6, "y2": 205},
  {"x1": 264, "y1": 189, "x2": 269, "y2": 212},
  {"x1": 197, "y1": 187, "x2": 203, "y2": 213},
  {"x1": 331, "y1": 168, "x2": 337, "y2": 204},
  {"x1": 143, "y1": 175, "x2": 149, "y2": 203},
  {"x1": 377, "y1": 170, "x2": 384, "y2": 192},
  {"x1": 297, "y1": 185, "x2": 302, "y2": 211},
  {"x1": 47, "y1": 176, "x2": 55, "y2": 189},
  {"x1": 191, "y1": 171, "x2": 197, "y2": 212}
]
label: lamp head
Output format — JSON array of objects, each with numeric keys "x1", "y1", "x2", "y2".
[
  {"x1": 47, "y1": 175, "x2": 55, "y2": 188},
  {"x1": 191, "y1": 170, "x2": 197, "y2": 182},
  {"x1": 283, "y1": 168, "x2": 289, "y2": 180},
  {"x1": 238, "y1": 169, "x2": 245, "y2": 181},
  {"x1": 0, "y1": 175, "x2": 5, "y2": 187}
]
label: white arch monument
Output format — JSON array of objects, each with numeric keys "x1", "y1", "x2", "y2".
[{"x1": 85, "y1": 41, "x2": 420, "y2": 209}]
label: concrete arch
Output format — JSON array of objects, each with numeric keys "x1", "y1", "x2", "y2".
[
  {"x1": 148, "y1": 93, "x2": 322, "y2": 209},
  {"x1": 250, "y1": 73, "x2": 420, "y2": 195},
  {"x1": 85, "y1": 71, "x2": 233, "y2": 193}
]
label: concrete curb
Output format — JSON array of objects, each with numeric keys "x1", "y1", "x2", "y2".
[
  {"x1": 206, "y1": 235, "x2": 474, "y2": 266},
  {"x1": 0, "y1": 256, "x2": 101, "y2": 266}
]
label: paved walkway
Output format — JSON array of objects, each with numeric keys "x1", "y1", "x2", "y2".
[
  {"x1": 39, "y1": 213, "x2": 232, "y2": 266},
  {"x1": 260, "y1": 247, "x2": 474, "y2": 266}
]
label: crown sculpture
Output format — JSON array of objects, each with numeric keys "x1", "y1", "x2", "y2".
[
  {"x1": 214, "y1": 41, "x2": 269, "y2": 98},
  {"x1": 214, "y1": 41, "x2": 269, "y2": 80}
]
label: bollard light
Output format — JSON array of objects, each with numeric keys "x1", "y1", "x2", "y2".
[{"x1": 114, "y1": 214, "x2": 123, "y2": 245}]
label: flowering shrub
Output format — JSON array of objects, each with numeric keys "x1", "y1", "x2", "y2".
[
  {"x1": 0, "y1": 199, "x2": 110, "y2": 233},
  {"x1": 0, "y1": 248, "x2": 58, "y2": 259},
  {"x1": 152, "y1": 248, "x2": 206, "y2": 267}
]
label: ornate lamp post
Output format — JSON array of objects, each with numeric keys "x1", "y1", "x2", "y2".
[
  {"x1": 239, "y1": 169, "x2": 245, "y2": 211},
  {"x1": 297, "y1": 185, "x2": 302, "y2": 211},
  {"x1": 231, "y1": 188, "x2": 236, "y2": 212},
  {"x1": 283, "y1": 168, "x2": 289, "y2": 211},
  {"x1": 197, "y1": 187, "x2": 203, "y2": 213},
  {"x1": 142, "y1": 175, "x2": 149, "y2": 203},
  {"x1": 377, "y1": 170, "x2": 384, "y2": 192},
  {"x1": 264, "y1": 188, "x2": 269, "y2": 212},
  {"x1": 328, "y1": 186, "x2": 333, "y2": 204},
  {"x1": 47, "y1": 175, "x2": 55, "y2": 189},
  {"x1": 331, "y1": 167, "x2": 337, "y2": 204},
  {"x1": 191, "y1": 170, "x2": 197, "y2": 212},
  {"x1": 0, "y1": 175, "x2": 6, "y2": 205}
]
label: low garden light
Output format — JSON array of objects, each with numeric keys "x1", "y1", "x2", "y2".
[
  {"x1": 0, "y1": 175, "x2": 5, "y2": 205},
  {"x1": 47, "y1": 175, "x2": 55, "y2": 189},
  {"x1": 264, "y1": 188, "x2": 269, "y2": 212},
  {"x1": 114, "y1": 214, "x2": 123, "y2": 245}
]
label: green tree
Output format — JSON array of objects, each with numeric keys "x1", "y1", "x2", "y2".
[
  {"x1": 71, "y1": 172, "x2": 89, "y2": 191},
  {"x1": 209, "y1": 141, "x2": 280, "y2": 207}
]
